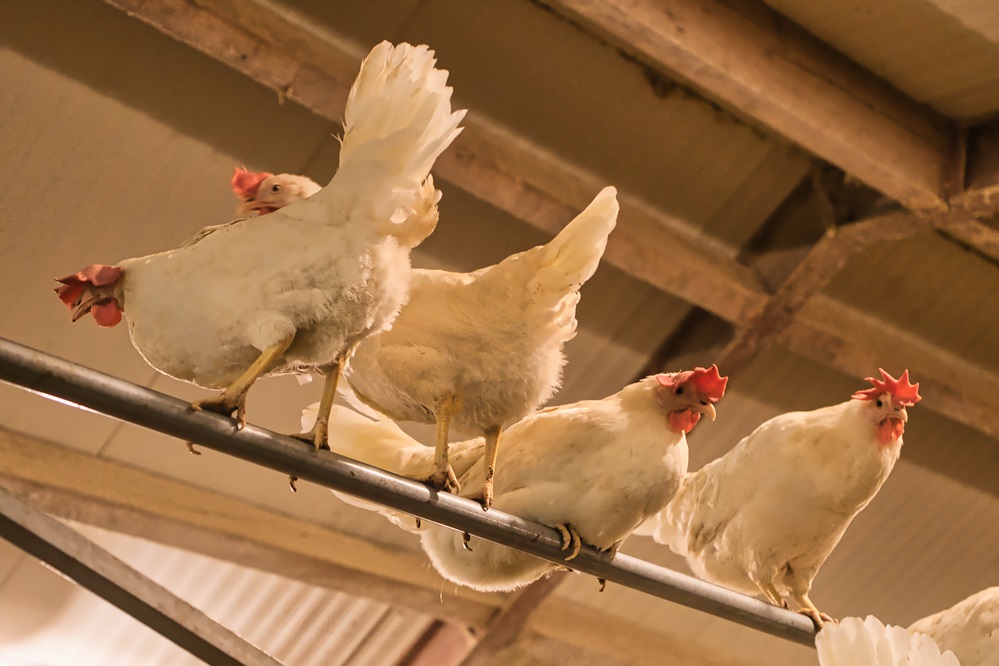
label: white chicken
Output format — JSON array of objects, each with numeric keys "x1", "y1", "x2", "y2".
[
  {"x1": 908, "y1": 587, "x2": 999, "y2": 666},
  {"x1": 230, "y1": 171, "x2": 619, "y2": 508},
  {"x1": 308, "y1": 366, "x2": 727, "y2": 591},
  {"x1": 639, "y1": 369, "x2": 921, "y2": 626},
  {"x1": 54, "y1": 42, "x2": 466, "y2": 452},
  {"x1": 345, "y1": 186, "x2": 618, "y2": 508},
  {"x1": 817, "y1": 616, "x2": 960, "y2": 666}
]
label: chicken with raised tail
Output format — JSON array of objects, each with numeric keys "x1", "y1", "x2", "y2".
[
  {"x1": 53, "y1": 42, "x2": 466, "y2": 456},
  {"x1": 307, "y1": 366, "x2": 727, "y2": 591},
  {"x1": 639, "y1": 369, "x2": 921, "y2": 627},
  {"x1": 816, "y1": 616, "x2": 960, "y2": 666},
  {"x1": 232, "y1": 171, "x2": 618, "y2": 508},
  {"x1": 908, "y1": 587, "x2": 999, "y2": 666}
]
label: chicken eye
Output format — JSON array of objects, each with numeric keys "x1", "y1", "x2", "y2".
[
  {"x1": 876, "y1": 399, "x2": 883, "y2": 408},
  {"x1": 271, "y1": 184, "x2": 282, "y2": 192},
  {"x1": 675, "y1": 386, "x2": 684, "y2": 395}
]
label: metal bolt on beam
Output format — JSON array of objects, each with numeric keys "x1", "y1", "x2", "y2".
[{"x1": 0, "y1": 337, "x2": 817, "y2": 647}]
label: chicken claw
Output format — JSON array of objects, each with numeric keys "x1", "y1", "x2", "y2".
[
  {"x1": 793, "y1": 591, "x2": 836, "y2": 629},
  {"x1": 797, "y1": 608, "x2": 836, "y2": 630},
  {"x1": 190, "y1": 392, "x2": 248, "y2": 428},
  {"x1": 461, "y1": 531, "x2": 473, "y2": 552},
  {"x1": 425, "y1": 465, "x2": 460, "y2": 495},
  {"x1": 187, "y1": 393, "x2": 248, "y2": 454},
  {"x1": 554, "y1": 523, "x2": 582, "y2": 562},
  {"x1": 597, "y1": 578, "x2": 607, "y2": 592}
]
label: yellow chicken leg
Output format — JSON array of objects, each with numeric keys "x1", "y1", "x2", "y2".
[
  {"x1": 754, "y1": 579, "x2": 788, "y2": 609},
  {"x1": 425, "y1": 394, "x2": 460, "y2": 494},
  {"x1": 476, "y1": 426, "x2": 502, "y2": 510},
  {"x1": 189, "y1": 335, "x2": 293, "y2": 452},
  {"x1": 292, "y1": 360, "x2": 343, "y2": 451},
  {"x1": 288, "y1": 359, "x2": 344, "y2": 492}
]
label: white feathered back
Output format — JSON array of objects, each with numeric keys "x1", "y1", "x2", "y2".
[
  {"x1": 817, "y1": 616, "x2": 961, "y2": 666},
  {"x1": 908, "y1": 587, "x2": 999, "y2": 666}
]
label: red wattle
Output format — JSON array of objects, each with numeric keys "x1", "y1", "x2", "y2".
[
  {"x1": 92, "y1": 301, "x2": 123, "y2": 328},
  {"x1": 876, "y1": 417, "x2": 904, "y2": 445},
  {"x1": 668, "y1": 409, "x2": 700, "y2": 434}
]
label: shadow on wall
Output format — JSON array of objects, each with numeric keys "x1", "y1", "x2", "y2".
[{"x1": 0, "y1": 1, "x2": 334, "y2": 175}]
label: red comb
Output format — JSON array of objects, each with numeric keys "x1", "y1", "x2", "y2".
[
  {"x1": 657, "y1": 364, "x2": 728, "y2": 402},
  {"x1": 231, "y1": 166, "x2": 273, "y2": 200},
  {"x1": 851, "y1": 368, "x2": 921, "y2": 406},
  {"x1": 54, "y1": 264, "x2": 122, "y2": 308}
]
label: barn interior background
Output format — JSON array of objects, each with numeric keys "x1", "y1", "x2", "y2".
[{"x1": 0, "y1": 0, "x2": 997, "y2": 664}]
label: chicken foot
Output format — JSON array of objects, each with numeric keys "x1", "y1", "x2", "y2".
[
  {"x1": 421, "y1": 394, "x2": 460, "y2": 494},
  {"x1": 188, "y1": 335, "x2": 293, "y2": 453},
  {"x1": 288, "y1": 359, "x2": 344, "y2": 492},
  {"x1": 791, "y1": 591, "x2": 836, "y2": 629}
]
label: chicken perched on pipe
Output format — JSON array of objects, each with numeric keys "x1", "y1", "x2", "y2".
[
  {"x1": 307, "y1": 366, "x2": 727, "y2": 591},
  {"x1": 230, "y1": 170, "x2": 618, "y2": 508},
  {"x1": 54, "y1": 42, "x2": 465, "y2": 451},
  {"x1": 638, "y1": 369, "x2": 921, "y2": 627}
]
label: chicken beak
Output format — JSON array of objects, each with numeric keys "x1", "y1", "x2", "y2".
[
  {"x1": 897, "y1": 406, "x2": 908, "y2": 423},
  {"x1": 71, "y1": 292, "x2": 105, "y2": 322},
  {"x1": 695, "y1": 402, "x2": 717, "y2": 422}
]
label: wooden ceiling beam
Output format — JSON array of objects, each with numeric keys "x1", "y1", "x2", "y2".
[
  {"x1": 101, "y1": 0, "x2": 999, "y2": 440},
  {"x1": 542, "y1": 0, "x2": 955, "y2": 210},
  {"x1": 789, "y1": 297, "x2": 999, "y2": 440},
  {"x1": 0, "y1": 427, "x2": 502, "y2": 628}
]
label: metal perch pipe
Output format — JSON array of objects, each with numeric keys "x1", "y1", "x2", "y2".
[{"x1": 0, "y1": 336, "x2": 817, "y2": 647}]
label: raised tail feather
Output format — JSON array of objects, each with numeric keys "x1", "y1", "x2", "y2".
[
  {"x1": 816, "y1": 617, "x2": 960, "y2": 666},
  {"x1": 527, "y1": 186, "x2": 619, "y2": 297},
  {"x1": 338, "y1": 41, "x2": 465, "y2": 186}
]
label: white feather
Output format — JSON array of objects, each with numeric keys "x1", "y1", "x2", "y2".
[{"x1": 817, "y1": 616, "x2": 961, "y2": 666}]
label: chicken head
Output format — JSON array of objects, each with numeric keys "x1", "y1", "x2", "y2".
[
  {"x1": 655, "y1": 364, "x2": 728, "y2": 434},
  {"x1": 231, "y1": 166, "x2": 321, "y2": 216},
  {"x1": 851, "y1": 368, "x2": 921, "y2": 445},
  {"x1": 55, "y1": 264, "x2": 124, "y2": 328}
]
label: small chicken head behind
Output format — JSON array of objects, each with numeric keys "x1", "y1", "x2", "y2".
[
  {"x1": 851, "y1": 368, "x2": 921, "y2": 445},
  {"x1": 655, "y1": 364, "x2": 729, "y2": 434},
  {"x1": 231, "y1": 166, "x2": 321, "y2": 216},
  {"x1": 54, "y1": 264, "x2": 124, "y2": 328}
]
